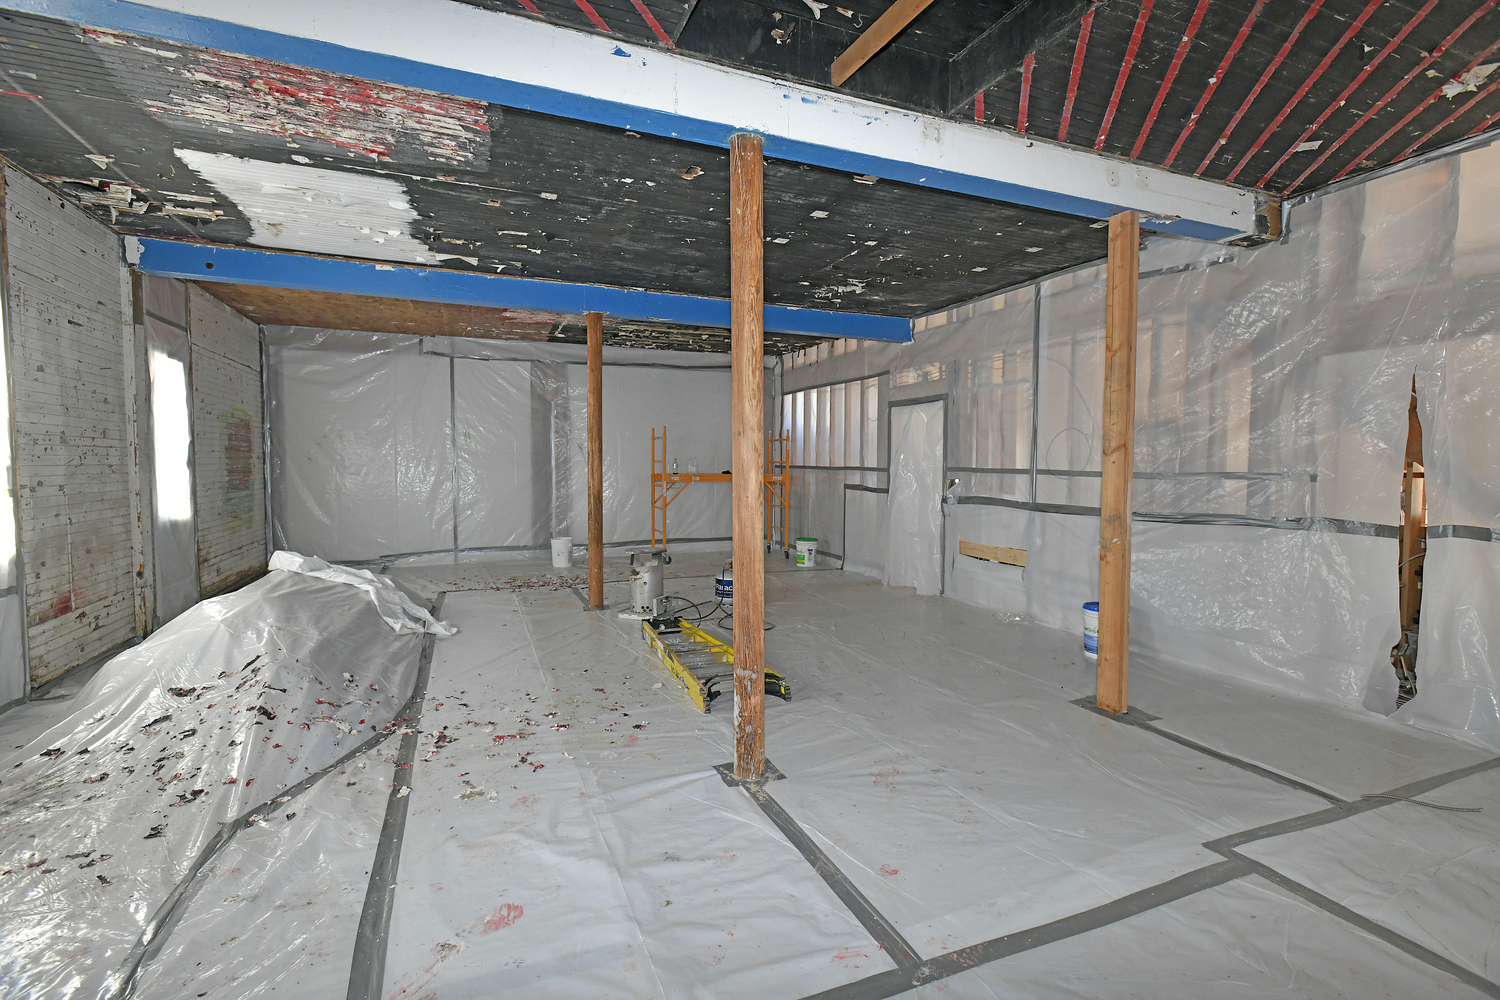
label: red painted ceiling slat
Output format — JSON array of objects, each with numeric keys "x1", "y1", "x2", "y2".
[
  {"x1": 1094, "y1": 0, "x2": 1154, "y2": 152},
  {"x1": 1223, "y1": 0, "x2": 1383, "y2": 184},
  {"x1": 1057, "y1": 8, "x2": 1095, "y2": 144},
  {"x1": 1129, "y1": 0, "x2": 1211, "y2": 161},
  {"x1": 1194, "y1": 0, "x2": 1324, "y2": 176},
  {"x1": 1295, "y1": 0, "x2": 1500, "y2": 189},
  {"x1": 1163, "y1": 0, "x2": 1266, "y2": 168}
]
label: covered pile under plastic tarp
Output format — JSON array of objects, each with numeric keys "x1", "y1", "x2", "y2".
[{"x1": 0, "y1": 565, "x2": 428, "y2": 998}]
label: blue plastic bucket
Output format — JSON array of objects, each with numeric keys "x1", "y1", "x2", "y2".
[{"x1": 1083, "y1": 601, "x2": 1099, "y2": 659}]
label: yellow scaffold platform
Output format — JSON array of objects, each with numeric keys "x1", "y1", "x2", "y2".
[{"x1": 641, "y1": 617, "x2": 792, "y2": 713}]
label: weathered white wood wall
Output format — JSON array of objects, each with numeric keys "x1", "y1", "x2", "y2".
[
  {"x1": 187, "y1": 284, "x2": 264, "y2": 596},
  {"x1": 4, "y1": 167, "x2": 135, "y2": 685}
]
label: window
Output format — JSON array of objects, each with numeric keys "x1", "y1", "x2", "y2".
[{"x1": 782, "y1": 376, "x2": 882, "y2": 469}]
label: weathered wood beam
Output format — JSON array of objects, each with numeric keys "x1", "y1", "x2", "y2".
[
  {"x1": 587, "y1": 310, "x2": 604, "y2": 610},
  {"x1": 947, "y1": 0, "x2": 1095, "y2": 115},
  {"x1": 730, "y1": 132, "x2": 766, "y2": 780},
  {"x1": 831, "y1": 0, "x2": 940, "y2": 86},
  {"x1": 1097, "y1": 210, "x2": 1138, "y2": 715}
]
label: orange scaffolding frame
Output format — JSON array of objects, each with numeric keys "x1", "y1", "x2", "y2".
[{"x1": 650, "y1": 427, "x2": 792, "y2": 557}]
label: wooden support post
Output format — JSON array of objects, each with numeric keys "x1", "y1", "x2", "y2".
[
  {"x1": 1097, "y1": 210, "x2": 1139, "y2": 715},
  {"x1": 730, "y1": 132, "x2": 766, "y2": 780},
  {"x1": 587, "y1": 311, "x2": 604, "y2": 610}
]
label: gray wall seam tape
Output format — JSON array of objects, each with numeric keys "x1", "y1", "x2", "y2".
[
  {"x1": 958, "y1": 468, "x2": 1318, "y2": 482},
  {"x1": 791, "y1": 465, "x2": 889, "y2": 473},
  {"x1": 102, "y1": 614, "x2": 442, "y2": 1000},
  {"x1": 1074, "y1": 698, "x2": 1346, "y2": 805},
  {"x1": 727, "y1": 774, "x2": 923, "y2": 973},
  {"x1": 1429, "y1": 524, "x2": 1500, "y2": 543},
  {"x1": 347, "y1": 592, "x2": 446, "y2": 1000},
  {"x1": 955, "y1": 495, "x2": 1400, "y2": 538},
  {"x1": 798, "y1": 860, "x2": 1252, "y2": 1000},
  {"x1": 339, "y1": 537, "x2": 739, "y2": 567},
  {"x1": 1227, "y1": 854, "x2": 1500, "y2": 998}
]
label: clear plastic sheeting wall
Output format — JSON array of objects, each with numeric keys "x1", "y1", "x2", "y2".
[
  {"x1": 267, "y1": 329, "x2": 769, "y2": 563},
  {"x1": 780, "y1": 373, "x2": 882, "y2": 562},
  {"x1": 783, "y1": 139, "x2": 1500, "y2": 752}
]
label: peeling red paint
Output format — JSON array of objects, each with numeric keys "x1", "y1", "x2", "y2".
[{"x1": 84, "y1": 29, "x2": 490, "y2": 167}]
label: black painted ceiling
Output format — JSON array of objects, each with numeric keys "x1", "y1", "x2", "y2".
[
  {"x1": 0, "y1": 10, "x2": 1105, "y2": 321},
  {"x1": 485, "y1": 0, "x2": 1500, "y2": 196}
]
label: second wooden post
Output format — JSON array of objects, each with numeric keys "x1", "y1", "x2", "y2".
[
  {"x1": 587, "y1": 310, "x2": 604, "y2": 610},
  {"x1": 1097, "y1": 211, "x2": 1139, "y2": 714},
  {"x1": 730, "y1": 132, "x2": 766, "y2": 780}
]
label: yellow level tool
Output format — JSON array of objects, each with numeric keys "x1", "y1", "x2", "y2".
[{"x1": 642, "y1": 618, "x2": 792, "y2": 713}]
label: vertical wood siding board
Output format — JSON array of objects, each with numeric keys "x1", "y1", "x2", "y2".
[{"x1": 5, "y1": 168, "x2": 134, "y2": 682}]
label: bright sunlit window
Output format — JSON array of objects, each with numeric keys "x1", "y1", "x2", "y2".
[{"x1": 149, "y1": 350, "x2": 194, "y2": 521}]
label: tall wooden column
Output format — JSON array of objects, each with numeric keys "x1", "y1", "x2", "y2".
[
  {"x1": 730, "y1": 132, "x2": 766, "y2": 780},
  {"x1": 586, "y1": 311, "x2": 604, "y2": 610},
  {"x1": 1098, "y1": 211, "x2": 1139, "y2": 714}
]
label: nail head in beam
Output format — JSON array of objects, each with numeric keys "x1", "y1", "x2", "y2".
[
  {"x1": 1098, "y1": 210, "x2": 1139, "y2": 715},
  {"x1": 730, "y1": 132, "x2": 767, "y2": 781},
  {"x1": 831, "y1": 0, "x2": 941, "y2": 86},
  {"x1": 586, "y1": 310, "x2": 604, "y2": 611}
]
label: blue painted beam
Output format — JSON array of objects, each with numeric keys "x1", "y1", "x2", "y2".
[
  {"x1": 131, "y1": 239, "x2": 914, "y2": 342},
  {"x1": 0, "y1": 0, "x2": 1249, "y2": 242}
]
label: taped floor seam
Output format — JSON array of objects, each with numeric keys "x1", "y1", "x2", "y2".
[
  {"x1": 346, "y1": 593, "x2": 447, "y2": 1000},
  {"x1": 1073, "y1": 696, "x2": 1346, "y2": 804}
]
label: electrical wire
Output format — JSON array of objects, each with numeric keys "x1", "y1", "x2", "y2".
[{"x1": 658, "y1": 594, "x2": 774, "y2": 632}]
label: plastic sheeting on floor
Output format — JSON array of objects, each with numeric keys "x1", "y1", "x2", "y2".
[
  {"x1": 1242, "y1": 769, "x2": 1500, "y2": 985},
  {"x1": 4, "y1": 558, "x2": 1495, "y2": 998},
  {"x1": 0, "y1": 568, "x2": 424, "y2": 999}
]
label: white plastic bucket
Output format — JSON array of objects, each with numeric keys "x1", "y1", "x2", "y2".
[
  {"x1": 1083, "y1": 601, "x2": 1099, "y2": 660},
  {"x1": 550, "y1": 537, "x2": 573, "y2": 569},
  {"x1": 795, "y1": 537, "x2": 818, "y2": 567}
]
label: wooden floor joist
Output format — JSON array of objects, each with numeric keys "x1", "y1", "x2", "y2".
[{"x1": 1097, "y1": 210, "x2": 1139, "y2": 715}]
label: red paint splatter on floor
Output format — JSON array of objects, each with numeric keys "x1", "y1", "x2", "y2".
[
  {"x1": 480, "y1": 903, "x2": 524, "y2": 934},
  {"x1": 879, "y1": 865, "x2": 899, "y2": 876}
]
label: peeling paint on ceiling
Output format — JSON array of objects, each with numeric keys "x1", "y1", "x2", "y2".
[
  {"x1": 85, "y1": 28, "x2": 491, "y2": 167},
  {"x1": 176, "y1": 150, "x2": 433, "y2": 263}
]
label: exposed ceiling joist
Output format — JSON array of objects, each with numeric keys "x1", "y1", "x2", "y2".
[
  {"x1": 198, "y1": 281, "x2": 830, "y2": 354},
  {"x1": 129, "y1": 238, "x2": 914, "y2": 342},
  {"x1": 831, "y1": 0, "x2": 940, "y2": 86},
  {"x1": 9, "y1": 0, "x2": 1265, "y2": 242},
  {"x1": 946, "y1": 0, "x2": 1094, "y2": 115}
]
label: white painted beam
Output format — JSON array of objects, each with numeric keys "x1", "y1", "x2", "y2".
[{"x1": 8, "y1": 0, "x2": 1267, "y2": 241}]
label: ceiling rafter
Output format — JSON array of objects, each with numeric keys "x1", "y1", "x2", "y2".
[
  {"x1": 1222, "y1": 0, "x2": 1384, "y2": 185},
  {"x1": 1288, "y1": 0, "x2": 1500, "y2": 190},
  {"x1": 1093, "y1": 0, "x2": 1153, "y2": 153},
  {"x1": 1128, "y1": 0, "x2": 1211, "y2": 161},
  {"x1": 1193, "y1": 0, "x2": 1325, "y2": 177},
  {"x1": 1257, "y1": 0, "x2": 1442, "y2": 188},
  {"x1": 830, "y1": 0, "x2": 940, "y2": 86},
  {"x1": 1163, "y1": 0, "x2": 1266, "y2": 169}
]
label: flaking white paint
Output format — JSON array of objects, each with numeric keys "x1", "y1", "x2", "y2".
[{"x1": 176, "y1": 149, "x2": 433, "y2": 263}]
